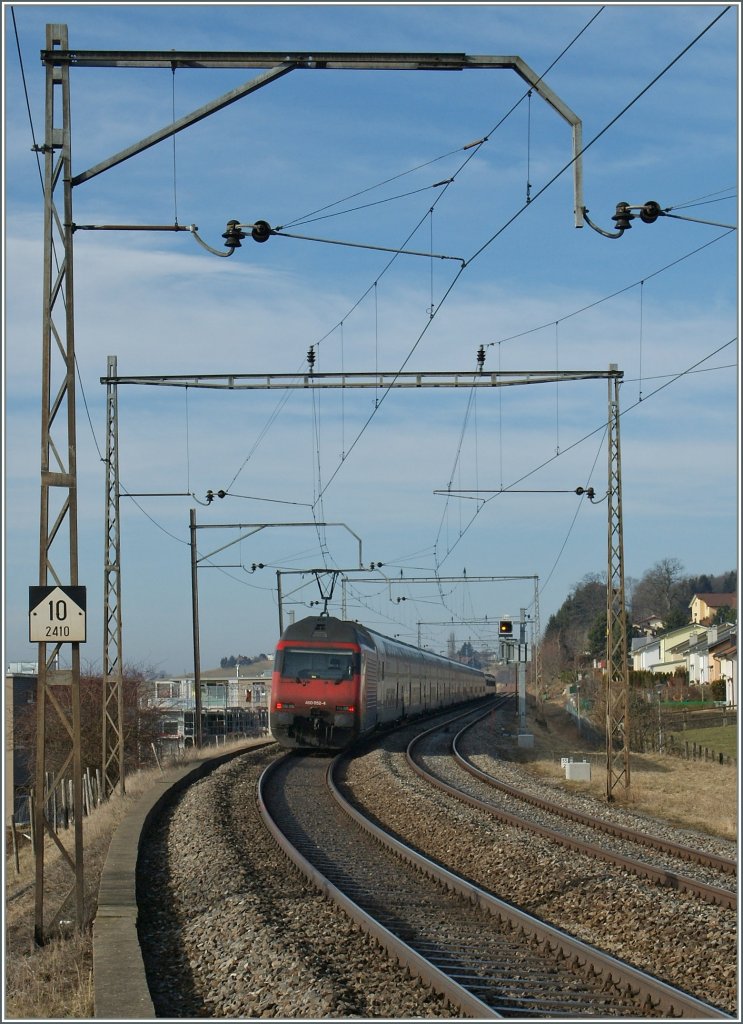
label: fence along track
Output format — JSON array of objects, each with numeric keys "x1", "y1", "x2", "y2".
[{"x1": 258, "y1": 739, "x2": 730, "y2": 1019}]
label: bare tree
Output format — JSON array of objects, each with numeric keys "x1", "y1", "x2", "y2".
[
  {"x1": 632, "y1": 557, "x2": 685, "y2": 624},
  {"x1": 13, "y1": 665, "x2": 163, "y2": 790}
]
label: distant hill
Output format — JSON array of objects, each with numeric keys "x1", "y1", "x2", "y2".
[{"x1": 202, "y1": 657, "x2": 274, "y2": 678}]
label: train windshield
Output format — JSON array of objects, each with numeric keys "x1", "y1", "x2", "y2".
[{"x1": 280, "y1": 649, "x2": 356, "y2": 682}]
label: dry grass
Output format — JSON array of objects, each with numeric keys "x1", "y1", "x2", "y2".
[
  {"x1": 4, "y1": 931, "x2": 93, "y2": 1019},
  {"x1": 4, "y1": 716, "x2": 737, "y2": 1018},
  {"x1": 506, "y1": 699, "x2": 738, "y2": 840},
  {"x1": 4, "y1": 744, "x2": 245, "y2": 1019},
  {"x1": 525, "y1": 750, "x2": 738, "y2": 838}
]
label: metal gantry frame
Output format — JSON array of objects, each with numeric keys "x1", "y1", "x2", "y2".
[
  {"x1": 108, "y1": 368, "x2": 627, "y2": 799},
  {"x1": 32, "y1": 28, "x2": 596, "y2": 941},
  {"x1": 45, "y1": 47, "x2": 584, "y2": 227},
  {"x1": 187, "y1": 516, "x2": 366, "y2": 746}
]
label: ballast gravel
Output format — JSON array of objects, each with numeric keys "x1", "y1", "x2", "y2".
[
  {"x1": 136, "y1": 746, "x2": 460, "y2": 1019},
  {"x1": 341, "y1": 719, "x2": 737, "y2": 1015},
  {"x1": 137, "y1": 715, "x2": 737, "y2": 1018}
]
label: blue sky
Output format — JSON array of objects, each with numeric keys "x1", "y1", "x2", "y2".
[{"x1": 3, "y1": 2, "x2": 739, "y2": 675}]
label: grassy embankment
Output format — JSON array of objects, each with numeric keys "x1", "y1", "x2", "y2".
[{"x1": 665, "y1": 724, "x2": 738, "y2": 760}]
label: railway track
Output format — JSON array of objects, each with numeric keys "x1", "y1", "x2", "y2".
[
  {"x1": 258, "y1": 731, "x2": 731, "y2": 1018},
  {"x1": 406, "y1": 706, "x2": 736, "y2": 909},
  {"x1": 135, "y1": 706, "x2": 735, "y2": 1016}
]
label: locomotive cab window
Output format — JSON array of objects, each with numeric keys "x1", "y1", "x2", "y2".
[{"x1": 279, "y1": 649, "x2": 357, "y2": 682}]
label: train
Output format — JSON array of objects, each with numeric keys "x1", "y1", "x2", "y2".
[{"x1": 270, "y1": 614, "x2": 488, "y2": 750}]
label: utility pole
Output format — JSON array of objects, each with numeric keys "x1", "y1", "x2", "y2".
[
  {"x1": 532, "y1": 577, "x2": 542, "y2": 711},
  {"x1": 516, "y1": 607, "x2": 533, "y2": 747},
  {"x1": 276, "y1": 572, "x2": 285, "y2": 634},
  {"x1": 189, "y1": 509, "x2": 203, "y2": 748}
]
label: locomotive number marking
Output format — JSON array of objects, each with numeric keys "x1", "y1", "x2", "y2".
[{"x1": 305, "y1": 700, "x2": 326, "y2": 706}]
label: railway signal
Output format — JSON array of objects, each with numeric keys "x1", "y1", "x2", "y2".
[{"x1": 499, "y1": 619, "x2": 513, "y2": 635}]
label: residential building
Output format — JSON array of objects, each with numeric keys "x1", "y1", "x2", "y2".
[
  {"x1": 631, "y1": 622, "x2": 737, "y2": 707},
  {"x1": 631, "y1": 635, "x2": 661, "y2": 673},
  {"x1": 632, "y1": 613, "x2": 665, "y2": 636},
  {"x1": 689, "y1": 592, "x2": 737, "y2": 625},
  {"x1": 710, "y1": 630, "x2": 737, "y2": 707},
  {"x1": 656, "y1": 623, "x2": 707, "y2": 674},
  {"x1": 146, "y1": 668, "x2": 271, "y2": 755}
]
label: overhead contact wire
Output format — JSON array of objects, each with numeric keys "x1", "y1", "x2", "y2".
[
  {"x1": 466, "y1": 5, "x2": 731, "y2": 267},
  {"x1": 304, "y1": 6, "x2": 608, "y2": 377},
  {"x1": 305, "y1": 6, "x2": 612, "y2": 523},
  {"x1": 434, "y1": 337, "x2": 736, "y2": 572},
  {"x1": 488, "y1": 229, "x2": 734, "y2": 349}
]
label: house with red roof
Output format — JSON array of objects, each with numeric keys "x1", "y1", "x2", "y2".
[{"x1": 689, "y1": 592, "x2": 737, "y2": 625}]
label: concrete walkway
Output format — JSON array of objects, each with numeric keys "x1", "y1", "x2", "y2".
[{"x1": 93, "y1": 739, "x2": 272, "y2": 1019}]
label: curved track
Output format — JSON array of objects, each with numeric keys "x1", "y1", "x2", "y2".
[
  {"x1": 407, "y1": 706, "x2": 736, "y2": 910},
  {"x1": 258, "y1": 720, "x2": 731, "y2": 1019}
]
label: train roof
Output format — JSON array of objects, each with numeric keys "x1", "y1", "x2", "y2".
[
  {"x1": 278, "y1": 615, "x2": 371, "y2": 646},
  {"x1": 279, "y1": 616, "x2": 483, "y2": 675}
]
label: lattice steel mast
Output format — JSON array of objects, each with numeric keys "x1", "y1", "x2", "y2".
[
  {"x1": 605, "y1": 367, "x2": 630, "y2": 799},
  {"x1": 102, "y1": 356, "x2": 125, "y2": 796},
  {"x1": 34, "y1": 23, "x2": 84, "y2": 944}
]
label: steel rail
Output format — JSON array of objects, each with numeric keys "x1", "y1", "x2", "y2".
[
  {"x1": 256, "y1": 709, "x2": 730, "y2": 1018},
  {"x1": 454, "y1": 706, "x2": 737, "y2": 875},
  {"x1": 333, "y1": 729, "x2": 730, "y2": 1019},
  {"x1": 405, "y1": 714, "x2": 735, "y2": 910},
  {"x1": 256, "y1": 752, "x2": 500, "y2": 1019}
]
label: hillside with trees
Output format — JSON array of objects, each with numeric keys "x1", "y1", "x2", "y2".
[
  {"x1": 541, "y1": 560, "x2": 736, "y2": 694},
  {"x1": 220, "y1": 654, "x2": 270, "y2": 669},
  {"x1": 630, "y1": 559, "x2": 736, "y2": 630}
]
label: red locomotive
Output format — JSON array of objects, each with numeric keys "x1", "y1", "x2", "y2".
[{"x1": 270, "y1": 614, "x2": 487, "y2": 750}]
